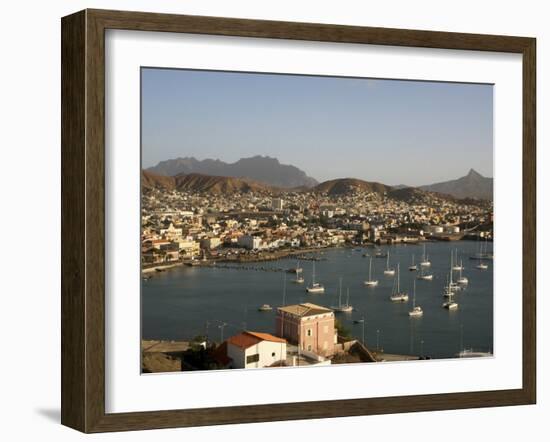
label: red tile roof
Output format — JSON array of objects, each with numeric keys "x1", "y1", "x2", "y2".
[{"x1": 226, "y1": 331, "x2": 286, "y2": 349}]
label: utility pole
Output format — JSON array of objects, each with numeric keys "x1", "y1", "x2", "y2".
[{"x1": 219, "y1": 322, "x2": 227, "y2": 343}]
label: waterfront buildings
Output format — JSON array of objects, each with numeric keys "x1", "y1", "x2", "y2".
[{"x1": 276, "y1": 303, "x2": 337, "y2": 357}]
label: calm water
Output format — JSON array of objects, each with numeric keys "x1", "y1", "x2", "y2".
[{"x1": 142, "y1": 241, "x2": 493, "y2": 359}]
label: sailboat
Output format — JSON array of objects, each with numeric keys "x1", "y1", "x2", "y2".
[
  {"x1": 452, "y1": 249, "x2": 463, "y2": 271},
  {"x1": 448, "y1": 251, "x2": 461, "y2": 292},
  {"x1": 456, "y1": 324, "x2": 492, "y2": 357},
  {"x1": 476, "y1": 253, "x2": 488, "y2": 270},
  {"x1": 457, "y1": 260, "x2": 468, "y2": 285},
  {"x1": 408, "y1": 280, "x2": 423, "y2": 317},
  {"x1": 419, "y1": 243, "x2": 431, "y2": 267},
  {"x1": 442, "y1": 279, "x2": 459, "y2": 309},
  {"x1": 293, "y1": 261, "x2": 304, "y2": 284},
  {"x1": 389, "y1": 264, "x2": 409, "y2": 302},
  {"x1": 417, "y1": 265, "x2": 433, "y2": 281},
  {"x1": 333, "y1": 283, "x2": 353, "y2": 313},
  {"x1": 364, "y1": 257, "x2": 379, "y2": 287},
  {"x1": 383, "y1": 251, "x2": 395, "y2": 276},
  {"x1": 306, "y1": 261, "x2": 325, "y2": 293},
  {"x1": 408, "y1": 254, "x2": 417, "y2": 271}
]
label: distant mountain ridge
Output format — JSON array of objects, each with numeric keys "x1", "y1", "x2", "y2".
[
  {"x1": 142, "y1": 170, "x2": 274, "y2": 194},
  {"x1": 146, "y1": 155, "x2": 318, "y2": 189},
  {"x1": 420, "y1": 169, "x2": 493, "y2": 200}
]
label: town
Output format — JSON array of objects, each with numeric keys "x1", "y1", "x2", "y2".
[
  {"x1": 141, "y1": 182, "x2": 493, "y2": 268},
  {"x1": 141, "y1": 182, "x2": 493, "y2": 373}
]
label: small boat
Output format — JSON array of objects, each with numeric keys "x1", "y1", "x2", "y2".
[
  {"x1": 457, "y1": 260, "x2": 468, "y2": 285},
  {"x1": 409, "y1": 281, "x2": 423, "y2": 317},
  {"x1": 417, "y1": 266, "x2": 433, "y2": 281},
  {"x1": 353, "y1": 318, "x2": 364, "y2": 324},
  {"x1": 364, "y1": 257, "x2": 379, "y2": 287},
  {"x1": 456, "y1": 325, "x2": 491, "y2": 357},
  {"x1": 442, "y1": 287, "x2": 458, "y2": 309},
  {"x1": 374, "y1": 249, "x2": 387, "y2": 258},
  {"x1": 332, "y1": 280, "x2": 353, "y2": 312},
  {"x1": 452, "y1": 249, "x2": 463, "y2": 271},
  {"x1": 408, "y1": 254, "x2": 417, "y2": 271},
  {"x1": 390, "y1": 264, "x2": 409, "y2": 302},
  {"x1": 442, "y1": 299, "x2": 459, "y2": 310},
  {"x1": 456, "y1": 349, "x2": 493, "y2": 358},
  {"x1": 383, "y1": 251, "x2": 395, "y2": 276},
  {"x1": 419, "y1": 243, "x2": 431, "y2": 267},
  {"x1": 306, "y1": 261, "x2": 325, "y2": 293},
  {"x1": 476, "y1": 258, "x2": 488, "y2": 270},
  {"x1": 293, "y1": 261, "x2": 305, "y2": 283},
  {"x1": 258, "y1": 304, "x2": 272, "y2": 312}
]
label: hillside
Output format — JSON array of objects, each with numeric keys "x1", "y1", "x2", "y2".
[
  {"x1": 420, "y1": 169, "x2": 493, "y2": 200},
  {"x1": 142, "y1": 170, "x2": 274, "y2": 194},
  {"x1": 313, "y1": 178, "x2": 391, "y2": 196}
]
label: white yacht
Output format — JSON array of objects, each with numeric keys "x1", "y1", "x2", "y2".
[
  {"x1": 408, "y1": 254, "x2": 417, "y2": 271},
  {"x1": 419, "y1": 243, "x2": 431, "y2": 267},
  {"x1": 306, "y1": 261, "x2": 325, "y2": 293},
  {"x1": 448, "y1": 251, "x2": 461, "y2": 292},
  {"x1": 476, "y1": 256, "x2": 489, "y2": 270},
  {"x1": 293, "y1": 262, "x2": 305, "y2": 284},
  {"x1": 333, "y1": 285, "x2": 353, "y2": 313},
  {"x1": 383, "y1": 251, "x2": 395, "y2": 276},
  {"x1": 408, "y1": 281, "x2": 423, "y2": 317},
  {"x1": 258, "y1": 304, "x2": 273, "y2": 312},
  {"x1": 442, "y1": 288, "x2": 458, "y2": 309},
  {"x1": 457, "y1": 260, "x2": 468, "y2": 285},
  {"x1": 417, "y1": 266, "x2": 433, "y2": 281},
  {"x1": 332, "y1": 279, "x2": 353, "y2": 312},
  {"x1": 452, "y1": 249, "x2": 463, "y2": 271},
  {"x1": 364, "y1": 257, "x2": 379, "y2": 287},
  {"x1": 390, "y1": 264, "x2": 409, "y2": 302},
  {"x1": 457, "y1": 349, "x2": 493, "y2": 358}
]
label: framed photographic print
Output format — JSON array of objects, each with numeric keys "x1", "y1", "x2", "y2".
[{"x1": 61, "y1": 9, "x2": 536, "y2": 433}]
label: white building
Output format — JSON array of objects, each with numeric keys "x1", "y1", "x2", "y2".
[
  {"x1": 226, "y1": 331, "x2": 287, "y2": 369},
  {"x1": 271, "y1": 198, "x2": 284, "y2": 211},
  {"x1": 238, "y1": 234, "x2": 262, "y2": 250}
]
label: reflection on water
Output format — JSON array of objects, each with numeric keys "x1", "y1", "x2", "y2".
[{"x1": 142, "y1": 241, "x2": 493, "y2": 359}]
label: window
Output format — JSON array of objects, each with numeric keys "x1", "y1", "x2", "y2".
[
  {"x1": 307, "y1": 345, "x2": 312, "y2": 351},
  {"x1": 271, "y1": 352, "x2": 276, "y2": 357},
  {"x1": 307, "y1": 329, "x2": 312, "y2": 337},
  {"x1": 246, "y1": 354, "x2": 259, "y2": 364}
]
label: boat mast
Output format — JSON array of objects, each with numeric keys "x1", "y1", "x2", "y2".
[{"x1": 397, "y1": 263, "x2": 400, "y2": 292}]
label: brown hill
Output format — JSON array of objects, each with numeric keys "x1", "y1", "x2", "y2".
[
  {"x1": 313, "y1": 178, "x2": 391, "y2": 196},
  {"x1": 141, "y1": 170, "x2": 274, "y2": 194},
  {"x1": 142, "y1": 170, "x2": 176, "y2": 190},
  {"x1": 173, "y1": 173, "x2": 273, "y2": 194}
]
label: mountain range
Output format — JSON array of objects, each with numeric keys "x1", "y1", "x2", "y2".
[
  {"x1": 146, "y1": 155, "x2": 318, "y2": 189},
  {"x1": 145, "y1": 156, "x2": 493, "y2": 200},
  {"x1": 420, "y1": 168, "x2": 493, "y2": 200}
]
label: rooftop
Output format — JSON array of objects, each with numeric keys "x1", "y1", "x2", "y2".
[
  {"x1": 278, "y1": 303, "x2": 333, "y2": 317},
  {"x1": 226, "y1": 331, "x2": 286, "y2": 350}
]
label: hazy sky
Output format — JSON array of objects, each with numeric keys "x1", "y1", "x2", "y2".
[{"x1": 141, "y1": 68, "x2": 493, "y2": 186}]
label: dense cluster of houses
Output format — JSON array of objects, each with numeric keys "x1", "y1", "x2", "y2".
[{"x1": 141, "y1": 186, "x2": 493, "y2": 265}]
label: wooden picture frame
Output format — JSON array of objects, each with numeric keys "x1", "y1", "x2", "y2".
[{"x1": 61, "y1": 9, "x2": 536, "y2": 433}]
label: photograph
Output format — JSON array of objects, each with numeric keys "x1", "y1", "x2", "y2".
[{"x1": 140, "y1": 68, "x2": 494, "y2": 373}]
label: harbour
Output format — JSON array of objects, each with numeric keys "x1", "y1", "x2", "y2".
[{"x1": 142, "y1": 240, "x2": 493, "y2": 360}]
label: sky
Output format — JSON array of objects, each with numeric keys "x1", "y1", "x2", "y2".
[{"x1": 141, "y1": 68, "x2": 493, "y2": 186}]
